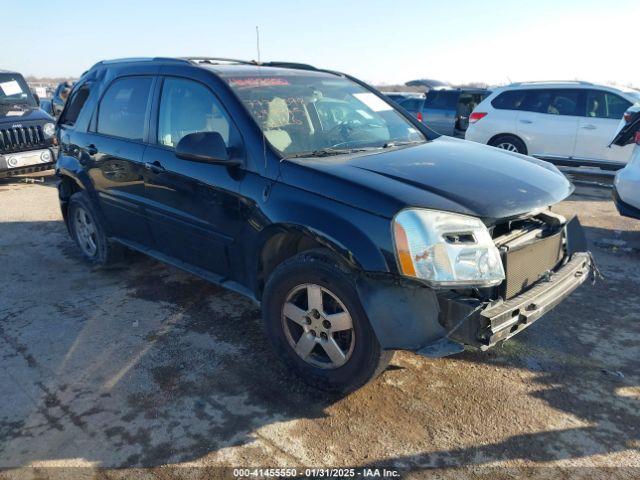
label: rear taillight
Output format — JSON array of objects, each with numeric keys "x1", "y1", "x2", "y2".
[
  {"x1": 624, "y1": 112, "x2": 633, "y2": 123},
  {"x1": 417, "y1": 111, "x2": 423, "y2": 122},
  {"x1": 635, "y1": 131, "x2": 640, "y2": 145},
  {"x1": 469, "y1": 112, "x2": 487, "y2": 123}
]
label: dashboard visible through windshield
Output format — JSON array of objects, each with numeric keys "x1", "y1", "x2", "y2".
[{"x1": 223, "y1": 72, "x2": 426, "y2": 157}]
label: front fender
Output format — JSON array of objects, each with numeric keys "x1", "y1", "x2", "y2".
[
  {"x1": 258, "y1": 181, "x2": 396, "y2": 274},
  {"x1": 56, "y1": 154, "x2": 96, "y2": 196}
]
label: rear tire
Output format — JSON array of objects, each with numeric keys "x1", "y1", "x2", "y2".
[
  {"x1": 67, "y1": 191, "x2": 123, "y2": 266},
  {"x1": 489, "y1": 134, "x2": 527, "y2": 155},
  {"x1": 262, "y1": 249, "x2": 393, "y2": 394}
]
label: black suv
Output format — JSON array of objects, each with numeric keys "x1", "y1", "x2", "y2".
[
  {"x1": 1, "y1": 70, "x2": 57, "y2": 178},
  {"x1": 56, "y1": 57, "x2": 592, "y2": 393}
]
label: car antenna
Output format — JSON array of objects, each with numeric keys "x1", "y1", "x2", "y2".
[{"x1": 256, "y1": 25, "x2": 261, "y2": 64}]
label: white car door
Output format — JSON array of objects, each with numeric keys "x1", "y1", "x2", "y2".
[
  {"x1": 516, "y1": 89, "x2": 580, "y2": 159},
  {"x1": 574, "y1": 90, "x2": 634, "y2": 164}
]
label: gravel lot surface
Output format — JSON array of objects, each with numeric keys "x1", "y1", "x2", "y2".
[{"x1": 0, "y1": 172, "x2": 638, "y2": 479}]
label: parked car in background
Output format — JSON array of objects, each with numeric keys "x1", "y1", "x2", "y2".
[
  {"x1": 39, "y1": 98, "x2": 55, "y2": 117},
  {"x1": 611, "y1": 106, "x2": 640, "y2": 219},
  {"x1": 405, "y1": 78, "x2": 452, "y2": 90},
  {"x1": 384, "y1": 89, "x2": 490, "y2": 137},
  {"x1": 56, "y1": 57, "x2": 591, "y2": 393},
  {"x1": 52, "y1": 81, "x2": 73, "y2": 117},
  {"x1": 383, "y1": 92, "x2": 426, "y2": 121},
  {"x1": 465, "y1": 81, "x2": 640, "y2": 169},
  {"x1": 422, "y1": 88, "x2": 490, "y2": 137},
  {"x1": 0, "y1": 70, "x2": 57, "y2": 178}
]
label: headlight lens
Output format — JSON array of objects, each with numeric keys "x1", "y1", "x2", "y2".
[
  {"x1": 40, "y1": 150, "x2": 52, "y2": 162},
  {"x1": 393, "y1": 209, "x2": 505, "y2": 287},
  {"x1": 43, "y1": 122, "x2": 55, "y2": 137}
]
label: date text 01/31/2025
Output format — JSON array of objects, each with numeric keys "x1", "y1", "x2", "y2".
[{"x1": 233, "y1": 467, "x2": 401, "y2": 478}]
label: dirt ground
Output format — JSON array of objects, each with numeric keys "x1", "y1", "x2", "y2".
[{"x1": 0, "y1": 172, "x2": 638, "y2": 479}]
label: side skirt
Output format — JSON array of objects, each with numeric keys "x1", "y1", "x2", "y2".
[{"x1": 112, "y1": 237, "x2": 259, "y2": 305}]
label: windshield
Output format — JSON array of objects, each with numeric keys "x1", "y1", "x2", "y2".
[
  {"x1": 0, "y1": 73, "x2": 37, "y2": 107},
  {"x1": 223, "y1": 72, "x2": 426, "y2": 157}
]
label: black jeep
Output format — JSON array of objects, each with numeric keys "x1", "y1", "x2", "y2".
[
  {"x1": 0, "y1": 70, "x2": 57, "y2": 178},
  {"x1": 56, "y1": 57, "x2": 592, "y2": 393}
]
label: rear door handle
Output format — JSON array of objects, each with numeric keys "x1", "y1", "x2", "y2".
[
  {"x1": 144, "y1": 161, "x2": 165, "y2": 173},
  {"x1": 581, "y1": 124, "x2": 597, "y2": 130},
  {"x1": 519, "y1": 119, "x2": 533, "y2": 124}
]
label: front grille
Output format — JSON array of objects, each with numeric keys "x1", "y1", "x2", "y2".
[
  {"x1": 502, "y1": 230, "x2": 564, "y2": 299},
  {"x1": 0, "y1": 125, "x2": 47, "y2": 153}
]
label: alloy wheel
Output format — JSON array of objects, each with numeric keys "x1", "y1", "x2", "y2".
[
  {"x1": 496, "y1": 142, "x2": 519, "y2": 152},
  {"x1": 281, "y1": 283, "x2": 355, "y2": 369},
  {"x1": 74, "y1": 207, "x2": 98, "y2": 257}
]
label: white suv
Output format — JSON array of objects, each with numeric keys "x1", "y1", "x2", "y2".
[{"x1": 465, "y1": 81, "x2": 640, "y2": 168}]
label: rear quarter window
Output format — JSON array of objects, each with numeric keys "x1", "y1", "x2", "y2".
[
  {"x1": 398, "y1": 98, "x2": 424, "y2": 110},
  {"x1": 59, "y1": 87, "x2": 90, "y2": 126},
  {"x1": 491, "y1": 90, "x2": 527, "y2": 110},
  {"x1": 424, "y1": 91, "x2": 458, "y2": 110}
]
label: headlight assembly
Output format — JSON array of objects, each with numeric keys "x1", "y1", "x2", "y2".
[
  {"x1": 43, "y1": 122, "x2": 56, "y2": 137},
  {"x1": 393, "y1": 209, "x2": 505, "y2": 287}
]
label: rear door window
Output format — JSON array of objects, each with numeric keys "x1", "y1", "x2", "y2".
[
  {"x1": 97, "y1": 76, "x2": 153, "y2": 141},
  {"x1": 424, "y1": 90, "x2": 458, "y2": 110},
  {"x1": 585, "y1": 90, "x2": 632, "y2": 119},
  {"x1": 520, "y1": 89, "x2": 580, "y2": 116}
]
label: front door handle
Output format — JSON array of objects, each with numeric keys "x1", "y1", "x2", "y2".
[
  {"x1": 581, "y1": 124, "x2": 597, "y2": 130},
  {"x1": 144, "y1": 161, "x2": 165, "y2": 173},
  {"x1": 86, "y1": 144, "x2": 98, "y2": 155}
]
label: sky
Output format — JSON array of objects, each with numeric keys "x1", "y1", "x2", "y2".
[{"x1": 5, "y1": 0, "x2": 639, "y2": 87}]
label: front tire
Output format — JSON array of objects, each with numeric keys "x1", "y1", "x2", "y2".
[
  {"x1": 489, "y1": 134, "x2": 528, "y2": 155},
  {"x1": 67, "y1": 191, "x2": 123, "y2": 266},
  {"x1": 262, "y1": 250, "x2": 392, "y2": 394}
]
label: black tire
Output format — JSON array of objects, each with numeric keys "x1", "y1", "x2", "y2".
[
  {"x1": 489, "y1": 134, "x2": 528, "y2": 155},
  {"x1": 67, "y1": 191, "x2": 123, "y2": 266},
  {"x1": 262, "y1": 249, "x2": 393, "y2": 394}
]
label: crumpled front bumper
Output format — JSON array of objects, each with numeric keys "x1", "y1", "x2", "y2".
[
  {"x1": 358, "y1": 216, "x2": 593, "y2": 357},
  {"x1": 437, "y1": 252, "x2": 592, "y2": 351},
  {"x1": 478, "y1": 252, "x2": 591, "y2": 348}
]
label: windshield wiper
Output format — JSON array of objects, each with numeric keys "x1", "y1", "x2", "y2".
[
  {"x1": 285, "y1": 147, "x2": 373, "y2": 159},
  {"x1": 382, "y1": 140, "x2": 425, "y2": 148}
]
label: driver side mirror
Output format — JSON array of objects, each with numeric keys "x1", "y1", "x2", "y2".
[
  {"x1": 175, "y1": 132, "x2": 240, "y2": 166},
  {"x1": 32, "y1": 92, "x2": 40, "y2": 106}
]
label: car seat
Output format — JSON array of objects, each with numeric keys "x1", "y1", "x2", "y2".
[{"x1": 264, "y1": 97, "x2": 294, "y2": 152}]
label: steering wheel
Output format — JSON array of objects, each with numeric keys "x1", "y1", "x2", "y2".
[{"x1": 324, "y1": 114, "x2": 386, "y2": 148}]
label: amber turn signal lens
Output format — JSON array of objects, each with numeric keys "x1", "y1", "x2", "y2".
[{"x1": 393, "y1": 222, "x2": 416, "y2": 277}]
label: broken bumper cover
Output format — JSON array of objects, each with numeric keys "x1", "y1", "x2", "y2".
[{"x1": 439, "y1": 252, "x2": 592, "y2": 351}]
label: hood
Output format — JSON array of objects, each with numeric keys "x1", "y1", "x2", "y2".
[
  {"x1": 0, "y1": 104, "x2": 54, "y2": 124},
  {"x1": 281, "y1": 136, "x2": 573, "y2": 223}
]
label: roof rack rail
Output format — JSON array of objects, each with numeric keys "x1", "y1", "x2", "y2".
[
  {"x1": 89, "y1": 57, "x2": 190, "y2": 70},
  {"x1": 182, "y1": 57, "x2": 257, "y2": 65},
  {"x1": 259, "y1": 61, "x2": 317, "y2": 71},
  {"x1": 508, "y1": 80, "x2": 593, "y2": 86},
  {"x1": 183, "y1": 57, "x2": 317, "y2": 71}
]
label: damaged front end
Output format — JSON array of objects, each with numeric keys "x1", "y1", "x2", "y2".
[
  {"x1": 438, "y1": 212, "x2": 592, "y2": 351},
  {"x1": 358, "y1": 211, "x2": 593, "y2": 357}
]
